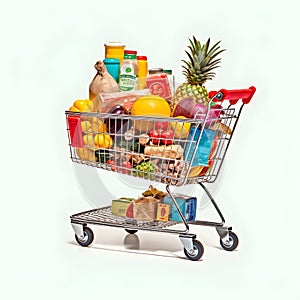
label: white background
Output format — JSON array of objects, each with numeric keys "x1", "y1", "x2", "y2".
[{"x1": 1, "y1": 0, "x2": 300, "y2": 299}]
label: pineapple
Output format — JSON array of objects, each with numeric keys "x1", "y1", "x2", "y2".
[{"x1": 171, "y1": 36, "x2": 225, "y2": 111}]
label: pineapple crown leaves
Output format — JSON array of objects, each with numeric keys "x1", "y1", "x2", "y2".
[{"x1": 182, "y1": 36, "x2": 226, "y2": 84}]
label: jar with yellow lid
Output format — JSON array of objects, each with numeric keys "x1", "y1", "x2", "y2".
[{"x1": 104, "y1": 42, "x2": 126, "y2": 64}]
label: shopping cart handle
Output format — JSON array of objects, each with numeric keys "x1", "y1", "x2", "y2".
[{"x1": 209, "y1": 86, "x2": 256, "y2": 105}]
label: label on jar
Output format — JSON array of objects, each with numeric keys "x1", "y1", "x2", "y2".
[{"x1": 119, "y1": 74, "x2": 137, "y2": 91}]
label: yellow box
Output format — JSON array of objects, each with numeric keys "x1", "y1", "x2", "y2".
[
  {"x1": 111, "y1": 198, "x2": 133, "y2": 217},
  {"x1": 156, "y1": 203, "x2": 170, "y2": 222}
]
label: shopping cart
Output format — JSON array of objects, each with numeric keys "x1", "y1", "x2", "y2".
[{"x1": 65, "y1": 86, "x2": 256, "y2": 261}]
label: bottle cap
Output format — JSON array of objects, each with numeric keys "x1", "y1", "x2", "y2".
[
  {"x1": 149, "y1": 68, "x2": 163, "y2": 74},
  {"x1": 103, "y1": 58, "x2": 120, "y2": 64},
  {"x1": 124, "y1": 50, "x2": 137, "y2": 55},
  {"x1": 137, "y1": 56, "x2": 147, "y2": 60},
  {"x1": 104, "y1": 42, "x2": 125, "y2": 47}
]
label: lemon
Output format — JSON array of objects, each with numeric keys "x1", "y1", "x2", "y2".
[
  {"x1": 69, "y1": 106, "x2": 81, "y2": 112},
  {"x1": 91, "y1": 120, "x2": 107, "y2": 133},
  {"x1": 83, "y1": 133, "x2": 95, "y2": 146},
  {"x1": 76, "y1": 147, "x2": 96, "y2": 161},
  {"x1": 94, "y1": 133, "x2": 113, "y2": 149},
  {"x1": 170, "y1": 116, "x2": 191, "y2": 138},
  {"x1": 73, "y1": 100, "x2": 88, "y2": 111},
  {"x1": 81, "y1": 121, "x2": 92, "y2": 132}
]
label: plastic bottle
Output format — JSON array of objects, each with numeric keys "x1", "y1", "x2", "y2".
[
  {"x1": 119, "y1": 50, "x2": 139, "y2": 91},
  {"x1": 137, "y1": 56, "x2": 148, "y2": 89}
]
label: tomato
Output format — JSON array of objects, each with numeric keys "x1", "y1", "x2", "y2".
[
  {"x1": 154, "y1": 121, "x2": 169, "y2": 131},
  {"x1": 161, "y1": 129, "x2": 174, "y2": 145},
  {"x1": 149, "y1": 129, "x2": 175, "y2": 145},
  {"x1": 121, "y1": 161, "x2": 132, "y2": 175},
  {"x1": 149, "y1": 130, "x2": 161, "y2": 145},
  {"x1": 107, "y1": 160, "x2": 116, "y2": 171}
]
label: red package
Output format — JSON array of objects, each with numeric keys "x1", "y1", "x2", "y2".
[{"x1": 146, "y1": 74, "x2": 172, "y2": 100}]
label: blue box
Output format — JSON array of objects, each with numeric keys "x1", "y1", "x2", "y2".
[{"x1": 163, "y1": 194, "x2": 197, "y2": 222}]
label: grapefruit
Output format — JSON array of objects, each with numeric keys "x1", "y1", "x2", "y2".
[{"x1": 131, "y1": 95, "x2": 171, "y2": 132}]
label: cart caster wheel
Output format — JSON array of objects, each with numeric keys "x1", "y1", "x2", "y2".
[
  {"x1": 220, "y1": 231, "x2": 239, "y2": 251},
  {"x1": 125, "y1": 229, "x2": 138, "y2": 234},
  {"x1": 75, "y1": 227, "x2": 94, "y2": 247},
  {"x1": 184, "y1": 240, "x2": 204, "y2": 261}
]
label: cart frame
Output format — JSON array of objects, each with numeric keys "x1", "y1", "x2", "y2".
[{"x1": 66, "y1": 86, "x2": 256, "y2": 261}]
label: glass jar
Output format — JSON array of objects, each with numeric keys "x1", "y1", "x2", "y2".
[{"x1": 104, "y1": 42, "x2": 125, "y2": 64}]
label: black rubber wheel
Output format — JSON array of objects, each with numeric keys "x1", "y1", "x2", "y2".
[
  {"x1": 220, "y1": 231, "x2": 239, "y2": 251},
  {"x1": 183, "y1": 239, "x2": 204, "y2": 261},
  {"x1": 75, "y1": 227, "x2": 94, "y2": 247},
  {"x1": 125, "y1": 229, "x2": 138, "y2": 234}
]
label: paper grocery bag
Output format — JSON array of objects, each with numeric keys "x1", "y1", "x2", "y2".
[
  {"x1": 133, "y1": 197, "x2": 159, "y2": 221},
  {"x1": 89, "y1": 61, "x2": 119, "y2": 107}
]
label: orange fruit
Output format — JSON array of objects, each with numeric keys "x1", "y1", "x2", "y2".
[{"x1": 73, "y1": 99, "x2": 88, "y2": 111}]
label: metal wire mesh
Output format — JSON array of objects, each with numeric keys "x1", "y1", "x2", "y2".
[{"x1": 66, "y1": 104, "x2": 240, "y2": 186}]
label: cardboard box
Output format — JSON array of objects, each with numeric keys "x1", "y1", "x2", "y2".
[
  {"x1": 111, "y1": 198, "x2": 133, "y2": 217},
  {"x1": 163, "y1": 194, "x2": 197, "y2": 222},
  {"x1": 156, "y1": 203, "x2": 170, "y2": 222}
]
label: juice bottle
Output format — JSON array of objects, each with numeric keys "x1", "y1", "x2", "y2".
[
  {"x1": 137, "y1": 56, "x2": 148, "y2": 89},
  {"x1": 119, "y1": 50, "x2": 139, "y2": 91}
]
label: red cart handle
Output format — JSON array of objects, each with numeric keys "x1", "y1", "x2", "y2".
[{"x1": 209, "y1": 86, "x2": 256, "y2": 105}]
